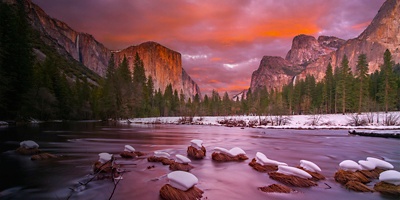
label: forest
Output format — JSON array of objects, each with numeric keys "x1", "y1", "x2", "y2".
[{"x1": 1, "y1": 1, "x2": 399, "y2": 121}]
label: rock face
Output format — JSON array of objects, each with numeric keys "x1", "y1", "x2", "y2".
[
  {"x1": 298, "y1": 0, "x2": 400, "y2": 82},
  {"x1": 250, "y1": 56, "x2": 303, "y2": 91},
  {"x1": 251, "y1": 0, "x2": 400, "y2": 92},
  {"x1": 115, "y1": 42, "x2": 201, "y2": 99},
  {"x1": 11, "y1": 0, "x2": 200, "y2": 98}
]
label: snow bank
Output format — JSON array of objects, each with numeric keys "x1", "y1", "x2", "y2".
[{"x1": 121, "y1": 112, "x2": 400, "y2": 130}]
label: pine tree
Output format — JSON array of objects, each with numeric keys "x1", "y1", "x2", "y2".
[
  {"x1": 132, "y1": 53, "x2": 147, "y2": 117},
  {"x1": 379, "y1": 49, "x2": 397, "y2": 112},
  {"x1": 336, "y1": 55, "x2": 353, "y2": 114},
  {"x1": 323, "y1": 63, "x2": 334, "y2": 113},
  {"x1": 355, "y1": 54, "x2": 369, "y2": 113},
  {"x1": 0, "y1": 2, "x2": 34, "y2": 119}
]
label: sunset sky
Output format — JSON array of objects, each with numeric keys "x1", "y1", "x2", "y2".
[{"x1": 32, "y1": 0, "x2": 385, "y2": 96}]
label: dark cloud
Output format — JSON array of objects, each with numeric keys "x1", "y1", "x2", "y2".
[{"x1": 32, "y1": 0, "x2": 385, "y2": 96}]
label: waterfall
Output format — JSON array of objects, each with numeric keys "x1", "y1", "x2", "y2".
[{"x1": 76, "y1": 34, "x2": 81, "y2": 62}]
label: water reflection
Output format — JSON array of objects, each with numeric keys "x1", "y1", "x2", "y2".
[{"x1": 0, "y1": 122, "x2": 399, "y2": 200}]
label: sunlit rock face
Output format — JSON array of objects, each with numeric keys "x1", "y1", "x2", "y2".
[
  {"x1": 298, "y1": 0, "x2": 400, "y2": 82},
  {"x1": 251, "y1": 0, "x2": 400, "y2": 91},
  {"x1": 115, "y1": 42, "x2": 201, "y2": 99},
  {"x1": 250, "y1": 56, "x2": 303, "y2": 92},
  {"x1": 12, "y1": 0, "x2": 201, "y2": 99}
]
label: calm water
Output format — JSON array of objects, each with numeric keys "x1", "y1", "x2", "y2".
[{"x1": 0, "y1": 122, "x2": 399, "y2": 200}]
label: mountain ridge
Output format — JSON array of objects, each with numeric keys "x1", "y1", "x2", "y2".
[{"x1": 11, "y1": 0, "x2": 201, "y2": 99}]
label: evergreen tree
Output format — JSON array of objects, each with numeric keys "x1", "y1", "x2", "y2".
[
  {"x1": 379, "y1": 49, "x2": 397, "y2": 112},
  {"x1": 132, "y1": 53, "x2": 147, "y2": 117},
  {"x1": 355, "y1": 54, "x2": 369, "y2": 113},
  {"x1": 323, "y1": 63, "x2": 334, "y2": 113},
  {"x1": 336, "y1": 55, "x2": 353, "y2": 114},
  {"x1": 101, "y1": 54, "x2": 118, "y2": 119},
  {"x1": 0, "y1": 1, "x2": 34, "y2": 119}
]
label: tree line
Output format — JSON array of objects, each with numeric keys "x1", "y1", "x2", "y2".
[{"x1": 1, "y1": 1, "x2": 399, "y2": 121}]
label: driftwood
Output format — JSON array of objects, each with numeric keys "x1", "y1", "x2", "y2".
[
  {"x1": 258, "y1": 184, "x2": 293, "y2": 193},
  {"x1": 268, "y1": 172, "x2": 317, "y2": 187},
  {"x1": 31, "y1": 152, "x2": 57, "y2": 160},
  {"x1": 211, "y1": 152, "x2": 248, "y2": 162},
  {"x1": 16, "y1": 147, "x2": 40, "y2": 155},
  {"x1": 248, "y1": 158, "x2": 278, "y2": 172},
  {"x1": 374, "y1": 181, "x2": 400, "y2": 196},
  {"x1": 334, "y1": 170, "x2": 370, "y2": 184},
  {"x1": 160, "y1": 184, "x2": 203, "y2": 200},
  {"x1": 187, "y1": 146, "x2": 206, "y2": 160},
  {"x1": 297, "y1": 167, "x2": 325, "y2": 181},
  {"x1": 358, "y1": 168, "x2": 384, "y2": 179},
  {"x1": 147, "y1": 156, "x2": 174, "y2": 165},
  {"x1": 345, "y1": 181, "x2": 374, "y2": 192},
  {"x1": 169, "y1": 162, "x2": 194, "y2": 172}
]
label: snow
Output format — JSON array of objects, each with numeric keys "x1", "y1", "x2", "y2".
[
  {"x1": 190, "y1": 139, "x2": 203, "y2": 150},
  {"x1": 167, "y1": 171, "x2": 198, "y2": 191},
  {"x1": 366, "y1": 157, "x2": 394, "y2": 170},
  {"x1": 255, "y1": 152, "x2": 287, "y2": 166},
  {"x1": 300, "y1": 160, "x2": 321, "y2": 172},
  {"x1": 379, "y1": 170, "x2": 400, "y2": 185},
  {"x1": 154, "y1": 151, "x2": 170, "y2": 158},
  {"x1": 175, "y1": 154, "x2": 191, "y2": 164},
  {"x1": 121, "y1": 111, "x2": 400, "y2": 130},
  {"x1": 339, "y1": 160, "x2": 362, "y2": 171},
  {"x1": 20, "y1": 140, "x2": 39, "y2": 149},
  {"x1": 277, "y1": 165, "x2": 312, "y2": 179},
  {"x1": 0, "y1": 121, "x2": 8, "y2": 126},
  {"x1": 124, "y1": 145, "x2": 135, "y2": 152},
  {"x1": 214, "y1": 147, "x2": 246, "y2": 157},
  {"x1": 98, "y1": 153, "x2": 112, "y2": 163}
]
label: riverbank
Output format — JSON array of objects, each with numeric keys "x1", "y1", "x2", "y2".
[{"x1": 121, "y1": 112, "x2": 400, "y2": 131}]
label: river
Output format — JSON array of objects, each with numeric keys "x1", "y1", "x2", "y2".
[{"x1": 0, "y1": 122, "x2": 399, "y2": 200}]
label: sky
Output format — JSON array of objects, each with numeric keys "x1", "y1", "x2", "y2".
[{"x1": 32, "y1": 0, "x2": 385, "y2": 96}]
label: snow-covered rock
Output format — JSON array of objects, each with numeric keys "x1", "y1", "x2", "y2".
[
  {"x1": 339, "y1": 160, "x2": 362, "y2": 171},
  {"x1": 0, "y1": 121, "x2": 8, "y2": 126},
  {"x1": 190, "y1": 139, "x2": 203, "y2": 150},
  {"x1": 167, "y1": 171, "x2": 199, "y2": 191},
  {"x1": 358, "y1": 160, "x2": 376, "y2": 170},
  {"x1": 98, "y1": 153, "x2": 112, "y2": 163},
  {"x1": 154, "y1": 151, "x2": 170, "y2": 158},
  {"x1": 124, "y1": 145, "x2": 135, "y2": 152},
  {"x1": 300, "y1": 160, "x2": 321, "y2": 172},
  {"x1": 366, "y1": 157, "x2": 394, "y2": 170},
  {"x1": 214, "y1": 147, "x2": 246, "y2": 157},
  {"x1": 255, "y1": 152, "x2": 287, "y2": 166},
  {"x1": 277, "y1": 165, "x2": 312, "y2": 179},
  {"x1": 20, "y1": 140, "x2": 39, "y2": 149},
  {"x1": 379, "y1": 170, "x2": 400, "y2": 185},
  {"x1": 175, "y1": 154, "x2": 191, "y2": 164}
]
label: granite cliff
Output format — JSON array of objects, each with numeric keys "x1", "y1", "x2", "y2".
[
  {"x1": 114, "y1": 42, "x2": 201, "y2": 99},
  {"x1": 11, "y1": 0, "x2": 201, "y2": 99},
  {"x1": 251, "y1": 0, "x2": 399, "y2": 92}
]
